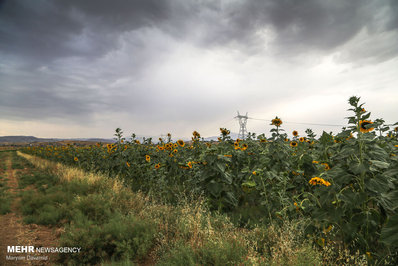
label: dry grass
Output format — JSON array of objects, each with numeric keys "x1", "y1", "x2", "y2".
[{"x1": 18, "y1": 151, "x2": 124, "y2": 193}]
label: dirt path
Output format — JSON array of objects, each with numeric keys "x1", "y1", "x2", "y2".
[{"x1": 0, "y1": 152, "x2": 60, "y2": 266}]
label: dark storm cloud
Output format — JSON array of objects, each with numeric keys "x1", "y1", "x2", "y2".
[{"x1": 1, "y1": 0, "x2": 397, "y2": 62}]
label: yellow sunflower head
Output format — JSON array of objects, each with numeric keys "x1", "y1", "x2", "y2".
[
  {"x1": 220, "y1": 128, "x2": 230, "y2": 136},
  {"x1": 155, "y1": 163, "x2": 160, "y2": 169},
  {"x1": 177, "y1": 139, "x2": 185, "y2": 147},
  {"x1": 290, "y1": 141, "x2": 298, "y2": 147},
  {"x1": 299, "y1": 137, "x2": 305, "y2": 142},
  {"x1": 322, "y1": 163, "x2": 330, "y2": 170},
  {"x1": 292, "y1": 130, "x2": 298, "y2": 137},
  {"x1": 260, "y1": 138, "x2": 267, "y2": 143},
  {"x1": 271, "y1": 117, "x2": 283, "y2": 127},
  {"x1": 192, "y1": 131, "x2": 201, "y2": 138},
  {"x1": 74, "y1": 157, "x2": 78, "y2": 162},
  {"x1": 145, "y1": 155, "x2": 150, "y2": 162},
  {"x1": 359, "y1": 120, "x2": 374, "y2": 133}
]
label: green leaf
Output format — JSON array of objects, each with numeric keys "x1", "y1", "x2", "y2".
[
  {"x1": 242, "y1": 180, "x2": 256, "y2": 188},
  {"x1": 215, "y1": 161, "x2": 226, "y2": 173},
  {"x1": 380, "y1": 190, "x2": 398, "y2": 211},
  {"x1": 224, "y1": 191, "x2": 238, "y2": 207},
  {"x1": 380, "y1": 213, "x2": 398, "y2": 247},
  {"x1": 223, "y1": 172, "x2": 233, "y2": 184},
  {"x1": 207, "y1": 181, "x2": 222, "y2": 197},
  {"x1": 369, "y1": 160, "x2": 390, "y2": 169},
  {"x1": 366, "y1": 176, "x2": 391, "y2": 194}
]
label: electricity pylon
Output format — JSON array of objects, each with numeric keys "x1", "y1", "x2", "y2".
[{"x1": 235, "y1": 111, "x2": 248, "y2": 139}]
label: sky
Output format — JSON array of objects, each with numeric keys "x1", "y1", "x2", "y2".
[{"x1": 1, "y1": 0, "x2": 397, "y2": 139}]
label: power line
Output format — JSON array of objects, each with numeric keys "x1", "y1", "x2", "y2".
[
  {"x1": 248, "y1": 117, "x2": 345, "y2": 127},
  {"x1": 248, "y1": 117, "x2": 397, "y2": 128}
]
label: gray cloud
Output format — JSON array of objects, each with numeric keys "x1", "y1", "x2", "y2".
[
  {"x1": 1, "y1": 0, "x2": 397, "y2": 137},
  {"x1": 1, "y1": 0, "x2": 397, "y2": 62}
]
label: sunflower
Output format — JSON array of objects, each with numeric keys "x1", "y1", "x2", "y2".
[
  {"x1": 359, "y1": 120, "x2": 374, "y2": 133},
  {"x1": 290, "y1": 141, "x2": 298, "y2": 147},
  {"x1": 155, "y1": 163, "x2": 160, "y2": 169},
  {"x1": 299, "y1": 137, "x2": 305, "y2": 142},
  {"x1": 135, "y1": 140, "x2": 141, "y2": 144},
  {"x1": 145, "y1": 155, "x2": 150, "y2": 162},
  {"x1": 292, "y1": 130, "x2": 298, "y2": 137},
  {"x1": 260, "y1": 138, "x2": 267, "y2": 143},
  {"x1": 177, "y1": 139, "x2": 185, "y2": 147},
  {"x1": 192, "y1": 131, "x2": 201, "y2": 138},
  {"x1": 159, "y1": 146, "x2": 164, "y2": 151},
  {"x1": 165, "y1": 143, "x2": 173, "y2": 150},
  {"x1": 309, "y1": 177, "x2": 331, "y2": 187},
  {"x1": 271, "y1": 117, "x2": 282, "y2": 127},
  {"x1": 252, "y1": 171, "x2": 257, "y2": 175},
  {"x1": 322, "y1": 163, "x2": 330, "y2": 171},
  {"x1": 187, "y1": 161, "x2": 193, "y2": 169},
  {"x1": 74, "y1": 157, "x2": 78, "y2": 162},
  {"x1": 395, "y1": 127, "x2": 398, "y2": 132},
  {"x1": 241, "y1": 143, "x2": 248, "y2": 151},
  {"x1": 126, "y1": 162, "x2": 130, "y2": 167},
  {"x1": 224, "y1": 154, "x2": 232, "y2": 158}
]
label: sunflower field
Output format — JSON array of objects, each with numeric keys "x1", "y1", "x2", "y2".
[{"x1": 22, "y1": 96, "x2": 398, "y2": 262}]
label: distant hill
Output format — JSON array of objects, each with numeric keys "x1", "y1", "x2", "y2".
[
  {"x1": 203, "y1": 132, "x2": 239, "y2": 141},
  {"x1": 0, "y1": 136, "x2": 58, "y2": 143},
  {"x1": 0, "y1": 134, "x2": 241, "y2": 145},
  {"x1": 0, "y1": 136, "x2": 114, "y2": 144}
]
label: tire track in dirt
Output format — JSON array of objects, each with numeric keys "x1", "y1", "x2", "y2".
[{"x1": 0, "y1": 152, "x2": 60, "y2": 266}]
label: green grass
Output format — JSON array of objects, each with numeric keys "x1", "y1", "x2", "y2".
[
  {"x1": 11, "y1": 150, "x2": 32, "y2": 169},
  {"x1": 0, "y1": 175, "x2": 12, "y2": 214},
  {"x1": 60, "y1": 212, "x2": 156, "y2": 265}
]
